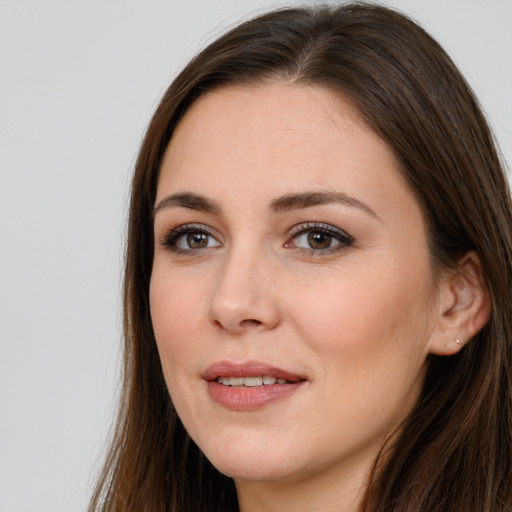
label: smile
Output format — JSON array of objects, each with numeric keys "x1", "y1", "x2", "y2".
[
  {"x1": 204, "y1": 361, "x2": 306, "y2": 410},
  {"x1": 215, "y1": 376, "x2": 290, "y2": 387}
]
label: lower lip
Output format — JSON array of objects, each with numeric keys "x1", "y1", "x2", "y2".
[{"x1": 207, "y1": 380, "x2": 304, "y2": 410}]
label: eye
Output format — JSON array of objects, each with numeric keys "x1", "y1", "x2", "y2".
[
  {"x1": 176, "y1": 232, "x2": 217, "y2": 250},
  {"x1": 287, "y1": 222, "x2": 354, "y2": 253},
  {"x1": 160, "y1": 224, "x2": 221, "y2": 253}
]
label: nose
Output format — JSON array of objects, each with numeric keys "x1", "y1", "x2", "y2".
[{"x1": 208, "y1": 247, "x2": 281, "y2": 334}]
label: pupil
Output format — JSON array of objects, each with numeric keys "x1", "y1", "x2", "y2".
[
  {"x1": 308, "y1": 231, "x2": 331, "y2": 249},
  {"x1": 187, "y1": 233, "x2": 208, "y2": 248}
]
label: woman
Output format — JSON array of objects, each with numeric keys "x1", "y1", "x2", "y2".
[{"x1": 89, "y1": 3, "x2": 512, "y2": 511}]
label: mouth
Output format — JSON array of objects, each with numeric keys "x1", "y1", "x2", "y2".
[
  {"x1": 215, "y1": 376, "x2": 292, "y2": 387},
  {"x1": 203, "y1": 360, "x2": 307, "y2": 410},
  {"x1": 204, "y1": 360, "x2": 306, "y2": 384}
]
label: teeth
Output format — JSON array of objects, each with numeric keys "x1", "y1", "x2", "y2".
[
  {"x1": 244, "y1": 376, "x2": 263, "y2": 387},
  {"x1": 215, "y1": 376, "x2": 288, "y2": 387}
]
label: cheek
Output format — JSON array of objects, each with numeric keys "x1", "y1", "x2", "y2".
[
  {"x1": 149, "y1": 269, "x2": 207, "y2": 371},
  {"x1": 149, "y1": 269, "x2": 210, "y2": 423},
  {"x1": 288, "y1": 261, "x2": 433, "y2": 364},
  {"x1": 289, "y1": 267, "x2": 433, "y2": 435}
]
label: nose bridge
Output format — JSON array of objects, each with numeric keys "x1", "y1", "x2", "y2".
[{"x1": 208, "y1": 239, "x2": 280, "y2": 333}]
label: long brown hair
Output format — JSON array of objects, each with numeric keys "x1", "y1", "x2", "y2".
[{"x1": 89, "y1": 3, "x2": 512, "y2": 511}]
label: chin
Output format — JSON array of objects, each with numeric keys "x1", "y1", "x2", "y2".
[
  {"x1": 196, "y1": 429, "x2": 305, "y2": 483},
  {"x1": 210, "y1": 455, "x2": 298, "y2": 483}
]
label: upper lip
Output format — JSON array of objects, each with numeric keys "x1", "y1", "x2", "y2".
[{"x1": 203, "y1": 360, "x2": 306, "y2": 383}]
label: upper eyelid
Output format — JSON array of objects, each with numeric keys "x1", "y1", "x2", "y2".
[
  {"x1": 157, "y1": 221, "x2": 354, "y2": 246},
  {"x1": 159, "y1": 222, "x2": 217, "y2": 236},
  {"x1": 158, "y1": 221, "x2": 348, "y2": 234},
  {"x1": 168, "y1": 222, "x2": 213, "y2": 233},
  {"x1": 158, "y1": 223, "x2": 219, "y2": 246},
  {"x1": 288, "y1": 221, "x2": 352, "y2": 237}
]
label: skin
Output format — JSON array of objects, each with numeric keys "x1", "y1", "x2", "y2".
[{"x1": 149, "y1": 82, "x2": 484, "y2": 512}]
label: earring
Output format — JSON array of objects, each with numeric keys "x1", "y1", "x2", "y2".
[{"x1": 455, "y1": 338, "x2": 461, "y2": 345}]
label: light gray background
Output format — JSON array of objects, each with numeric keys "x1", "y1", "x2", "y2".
[{"x1": 0, "y1": 1, "x2": 510, "y2": 511}]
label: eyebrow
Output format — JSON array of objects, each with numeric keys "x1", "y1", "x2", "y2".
[
  {"x1": 153, "y1": 193, "x2": 221, "y2": 216},
  {"x1": 270, "y1": 191, "x2": 379, "y2": 219},
  {"x1": 153, "y1": 190, "x2": 379, "y2": 219}
]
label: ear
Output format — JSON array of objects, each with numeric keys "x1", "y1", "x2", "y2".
[{"x1": 429, "y1": 251, "x2": 492, "y2": 356}]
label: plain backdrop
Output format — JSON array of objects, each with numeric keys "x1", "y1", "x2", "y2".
[{"x1": 0, "y1": 1, "x2": 510, "y2": 511}]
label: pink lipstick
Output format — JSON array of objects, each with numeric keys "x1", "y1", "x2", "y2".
[{"x1": 203, "y1": 360, "x2": 306, "y2": 410}]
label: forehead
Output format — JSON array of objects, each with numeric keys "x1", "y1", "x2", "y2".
[
  {"x1": 157, "y1": 82, "x2": 418, "y2": 225},
  {"x1": 164, "y1": 82, "x2": 369, "y2": 173}
]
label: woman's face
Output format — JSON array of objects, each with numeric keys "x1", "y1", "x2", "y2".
[{"x1": 150, "y1": 83, "x2": 441, "y2": 490}]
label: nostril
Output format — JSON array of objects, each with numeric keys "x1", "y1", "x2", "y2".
[
  {"x1": 241, "y1": 319, "x2": 263, "y2": 327},
  {"x1": 213, "y1": 318, "x2": 263, "y2": 331}
]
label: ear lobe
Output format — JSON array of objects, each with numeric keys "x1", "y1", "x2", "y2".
[{"x1": 429, "y1": 251, "x2": 491, "y2": 356}]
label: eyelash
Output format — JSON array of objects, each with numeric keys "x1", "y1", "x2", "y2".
[
  {"x1": 159, "y1": 222, "x2": 354, "y2": 255},
  {"x1": 287, "y1": 222, "x2": 354, "y2": 254},
  {"x1": 159, "y1": 223, "x2": 220, "y2": 255}
]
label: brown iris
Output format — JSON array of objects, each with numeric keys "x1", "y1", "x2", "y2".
[
  {"x1": 187, "y1": 233, "x2": 209, "y2": 249},
  {"x1": 307, "y1": 231, "x2": 332, "y2": 249}
]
